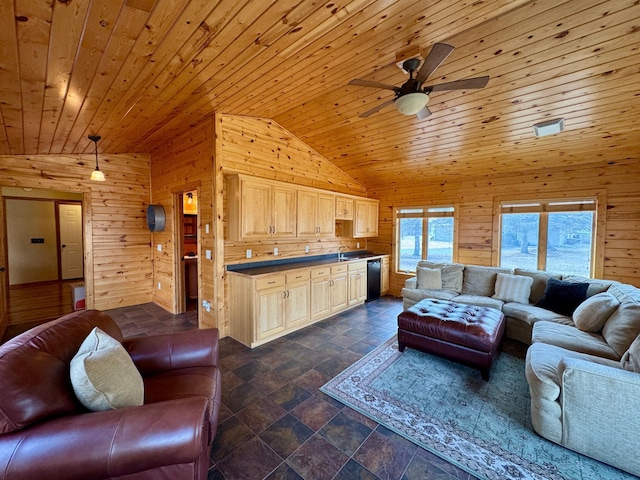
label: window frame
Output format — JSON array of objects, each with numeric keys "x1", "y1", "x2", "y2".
[
  {"x1": 394, "y1": 205, "x2": 458, "y2": 274},
  {"x1": 492, "y1": 191, "x2": 606, "y2": 278}
]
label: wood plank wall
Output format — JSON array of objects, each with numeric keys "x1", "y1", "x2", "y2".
[
  {"x1": 369, "y1": 158, "x2": 640, "y2": 295},
  {"x1": 148, "y1": 116, "x2": 217, "y2": 329},
  {"x1": 0, "y1": 153, "x2": 152, "y2": 317}
]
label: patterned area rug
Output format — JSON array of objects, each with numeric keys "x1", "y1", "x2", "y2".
[{"x1": 321, "y1": 336, "x2": 633, "y2": 480}]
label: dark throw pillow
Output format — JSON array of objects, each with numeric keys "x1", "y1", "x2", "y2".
[{"x1": 536, "y1": 277, "x2": 589, "y2": 316}]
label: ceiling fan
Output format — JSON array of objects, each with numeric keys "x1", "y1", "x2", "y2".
[{"x1": 348, "y1": 43, "x2": 489, "y2": 120}]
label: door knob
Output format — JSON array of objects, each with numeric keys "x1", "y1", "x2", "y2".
[
  {"x1": 62, "y1": 244, "x2": 66, "y2": 248},
  {"x1": 0, "y1": 267, "x2": 5, "y2": 272}
]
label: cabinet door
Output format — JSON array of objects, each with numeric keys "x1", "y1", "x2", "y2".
[
  {"x1": 242, "y1": 180, "x2": 272, "y2": 239},
  {"x1": 297, "y1": 190, "x2": 318, "y2": 237},
  {"x1": 336, "y1": 196, "x2": 354, "y2": 220},
  {"x1": 256, "y1": 286, "x2": 285, "y2": 340},
  {"x1": 272, "y1": 185, "x2": 297, "y2": 237},
  {"x1": 348, "y1": 268, "x2": 367, "y2": 305},
  {"x1": 317, "y1": 193, "x2": 336, "y2": 236},
  {"x1": 286, "y1": 280, "x2": 310, "y2": 328},
  {"x1": 331, "y1": 273, "x2": 349, "y2": 312},
  {"x1": 381, "y1": 258, "x2": 390, "y2": 295},
  {"x1": 311, "y1": 276, "x2": 332, "y2": 320},
  {"x1": 354, "y1": 199, "x2": 379, "y2": 237}
]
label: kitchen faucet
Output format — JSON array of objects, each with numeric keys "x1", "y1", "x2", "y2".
[{"x1": 338, "y1": 246, "x2": 347, "y2": 260}]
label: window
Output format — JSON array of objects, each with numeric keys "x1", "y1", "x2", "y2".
[
  {"x1": 396, "y1": 206, "x2": 455, "y2": 272},
  {"x1": 499, "y1": 199, "x2": 596, "y2": 276}
]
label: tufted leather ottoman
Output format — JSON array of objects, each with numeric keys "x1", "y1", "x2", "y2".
[{"x1": 397, "y1": 299, "x2": 505, "y2": 380}]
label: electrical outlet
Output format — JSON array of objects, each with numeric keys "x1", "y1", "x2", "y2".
[
  {"x1": 274, "y1": 247, "x2": 279, "y2": 256},
  {"x1": 157, "y1": 282, "x2": 161, "y2": 290},
  {"x1": 157, "y1": 244, "x2": 162, "y2": 252},
  {"x1": 357, "y1": 242, "x2": 360, "y2": 249},
  {"x1": 205, "y1": 223, "x2": 210, "y2": 234},
  {"x1": 246, "y1": 249, "x2": 252, "y2": 259},
  {"x1": 202, "y1": 300, "x2": 211, "y2": 312},
  {"x1": 305, "y1": 245, "x2": 309, "y2": 253}
]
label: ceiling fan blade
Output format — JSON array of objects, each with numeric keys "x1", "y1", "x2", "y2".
[
  {"x1": 426, "y1": 76, "x2": 490, "y2": 92},
  {"x1": 415, "y1": 43, "x2": 455, "y2": 83},
  {"x1": 415, "y1": 106, "x2": 432, "y2": 120},
  {"x1": 360, "y1": 99, "x2": 395, "y2": 118},
  {"x1": 349, "y1": 79, "x2": 398, "y2": 91}
]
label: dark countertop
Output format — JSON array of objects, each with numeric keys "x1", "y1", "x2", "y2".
[{"x1": 227, "y1": 252, "x2": 387, "y2": 276}]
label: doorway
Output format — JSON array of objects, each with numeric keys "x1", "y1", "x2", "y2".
[
  {"x1": 1, "y1": 188, "x2": 83, "y2": 340},
  {"x1": 176, "y1": 190, "x2": 199, "y2": 313}
]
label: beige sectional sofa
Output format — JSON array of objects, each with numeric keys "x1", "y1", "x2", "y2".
[{"x1": 401, "y1": 261, "x2": 640, "y2": 476}]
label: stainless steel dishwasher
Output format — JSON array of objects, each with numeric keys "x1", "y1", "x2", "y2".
[{"x1": 367, "y1": 259, "x2": 381, "y2": 301}]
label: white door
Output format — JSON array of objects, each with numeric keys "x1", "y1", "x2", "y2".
[{"x1": 59, "y1": 203, "x2": 83, "y2": 280}]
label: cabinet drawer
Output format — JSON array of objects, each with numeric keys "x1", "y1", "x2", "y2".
[
  {"x1": 331, "y1": 264, "x2": 348, "y2": 274},
  {"x1": 255, "y1": 275, "x2": 285, "y2": 290},
  {"x1": 311, "y1": 267, "x2": 331, "y2": 278},
  {"x1": 348, "y1": 262, "x2": 366, "y2": 271},
  {"x1": 286, "y1": 270, "x2": 310, "y2": 283}
]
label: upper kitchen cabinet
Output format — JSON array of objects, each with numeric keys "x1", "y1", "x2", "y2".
[
  {"x1": 297, "y1": 189, "x2": 335, "y2": 237},
  {"x1": 335, "y1": 196, "x2": 354, "y2": 220},
  {"x1": 227, "y1": 175, "x2": 297, "y2": 240},
  {"x1": 354, "y1": 198, "x2": 379, "y2": 238}
]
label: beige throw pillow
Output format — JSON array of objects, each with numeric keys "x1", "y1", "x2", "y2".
[
  {"x1": 572, "y1": 292, "x2": 620, "y2": 332},
  {"x1": 621, "y1": 334, "x2": 640, "y2": 373},
  {"x1": 492, "y1": 273, "x2": 533, "y2": 304},
  {"x1": 70, "y1": 327, "x2": 144, "y2": 411},
  {"x1": 416, "y1": 266, "x2": 442, "y2": 290}
]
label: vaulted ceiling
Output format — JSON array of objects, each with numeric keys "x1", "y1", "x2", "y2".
[{"x1": 2, "y1": 0, "x2": 639, "y2": 189}]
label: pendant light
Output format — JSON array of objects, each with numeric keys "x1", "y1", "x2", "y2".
[{"x1": 88, "y1": 135, "x2": 106, "y2": 182}]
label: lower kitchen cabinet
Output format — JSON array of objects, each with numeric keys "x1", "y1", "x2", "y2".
[{"x1": 229, "y1": 260, "x2": 371, "y2": 348}]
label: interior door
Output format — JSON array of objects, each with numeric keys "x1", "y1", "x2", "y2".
[{"x1": 59, "y1": 203, "x2": 83, "y2": 280}]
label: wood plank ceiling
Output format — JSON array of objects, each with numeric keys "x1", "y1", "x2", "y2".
[{"x1": 1, "y1": 0, "x2": 639, "y2": 189}]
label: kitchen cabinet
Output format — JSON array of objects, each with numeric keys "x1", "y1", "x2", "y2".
[
  {"x1": 231, "y1": 270, "x2": 310, "y2": 346},
  {"x1": 297, "y1": 189, "x2": 335, "y2": 237},
  {"x1": 335, "y1": 196, "x2": 354, "y2": 220},
  {"x1": 310, "y1": 264, "x2": 348, "y2": 320},
  {"x1": 348, "y1": 262, "x2": 367, "y2": 306},
  {"x1": 354, "y1": 199, "x2": 379, "y2": 237},
  {"x1": 381, "y1": 256, "x2": 390, "y2": 295},
  {"x1": 227, "y1": 176, "x2": 297, "y2": 240}
]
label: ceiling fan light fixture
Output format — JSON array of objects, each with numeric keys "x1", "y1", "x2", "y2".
[
  {"x1": 533, "y1": 118, "x2": 565, "y2": 137},
  {"x1": 395, "y1": 92, "x2": 429, "y2": 115}
]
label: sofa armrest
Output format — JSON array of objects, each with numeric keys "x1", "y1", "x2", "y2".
[
  {"x1": 0, "y1": 397, "x2": 209, "y2": 480},
  {"x1": 559, "y1": 358, "x2": 640, "y2": 476},
  {"x1": 405, "y1": 277, "x2": 417, "y2": 289},
  {"x1": 123, "y1": 328, "x2": 219, "y2": 375}
]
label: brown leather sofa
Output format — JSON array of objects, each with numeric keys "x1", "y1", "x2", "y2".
[{"x1": 0, "y1": 309, "x2": 221, "y2": 480}]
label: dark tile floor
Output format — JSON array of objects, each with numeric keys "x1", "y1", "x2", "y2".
[{"x1": 106, "y1": 297, "x2": 478, "y2": 480}]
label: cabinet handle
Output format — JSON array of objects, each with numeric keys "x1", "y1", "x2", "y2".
[
  {"x1": 272, "y1": 225, "x2": 276, "y2": 235},
  {"x1": 268, "y1": 280, "x2": 276, "y2": 284}
]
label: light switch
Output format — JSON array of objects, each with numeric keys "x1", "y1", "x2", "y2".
[
  {"x1": 157, "y1": 244, "x2": 162, "y2": 252},
  {"x1": 274, "y1": 247, "x2": 279, "y2": 256},
  {"x1": 205, "y1": 249, "x2": 212, "y2": 259},
  {"x1": 246, "y1": 249, "x2": 252, "y2": 259},
  {"x1": 205, "y1": 224, "x2": 210, "y2": 234}
]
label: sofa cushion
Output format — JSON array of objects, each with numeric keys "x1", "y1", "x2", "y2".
[
  {"x1": 401, "y1": 287, "x2": 458, "y2": 303},
  {"x1": 416, "y1": 266, "x2": 442, "y2": 290},
  {"x1": 451, "y1": 294, "x2": 504, "y2": 310},
  {"x1": 492, "y1": 273, "x2": 533, "y2": 304},
  {"x1": 461, "y1": 265, "x2": 512, "y2": 296},
  {"x1": 562, "y1": 275, "x2": 617, "y2": 297},
  {"x1": 536, "y1": 278, "x2": 588, "y2": 316},
  {"x1": 602, "y1": 300, "x2": 640, "y2": 358},
  {"x1": 417, "y1": 261, "x2": 464, "y2": 292},
  {"x1": 572, "y1": 292, "x2": 619, "y2": 332},
  {"x1": 531, "y1": 321, "x2": 620, "y2": 360},
  {"x1": 621, "y1": 334, "x2": 640, "y2": 373},
  {"x1": 70, "y1": 328, "x2": 144, "y2": 411},
  {"x1": 503, "y1": 303, "x2": 573, "y2": 326},
  {"x1": 514, "y1": 268, "x2": 562, "y2": 304}
]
